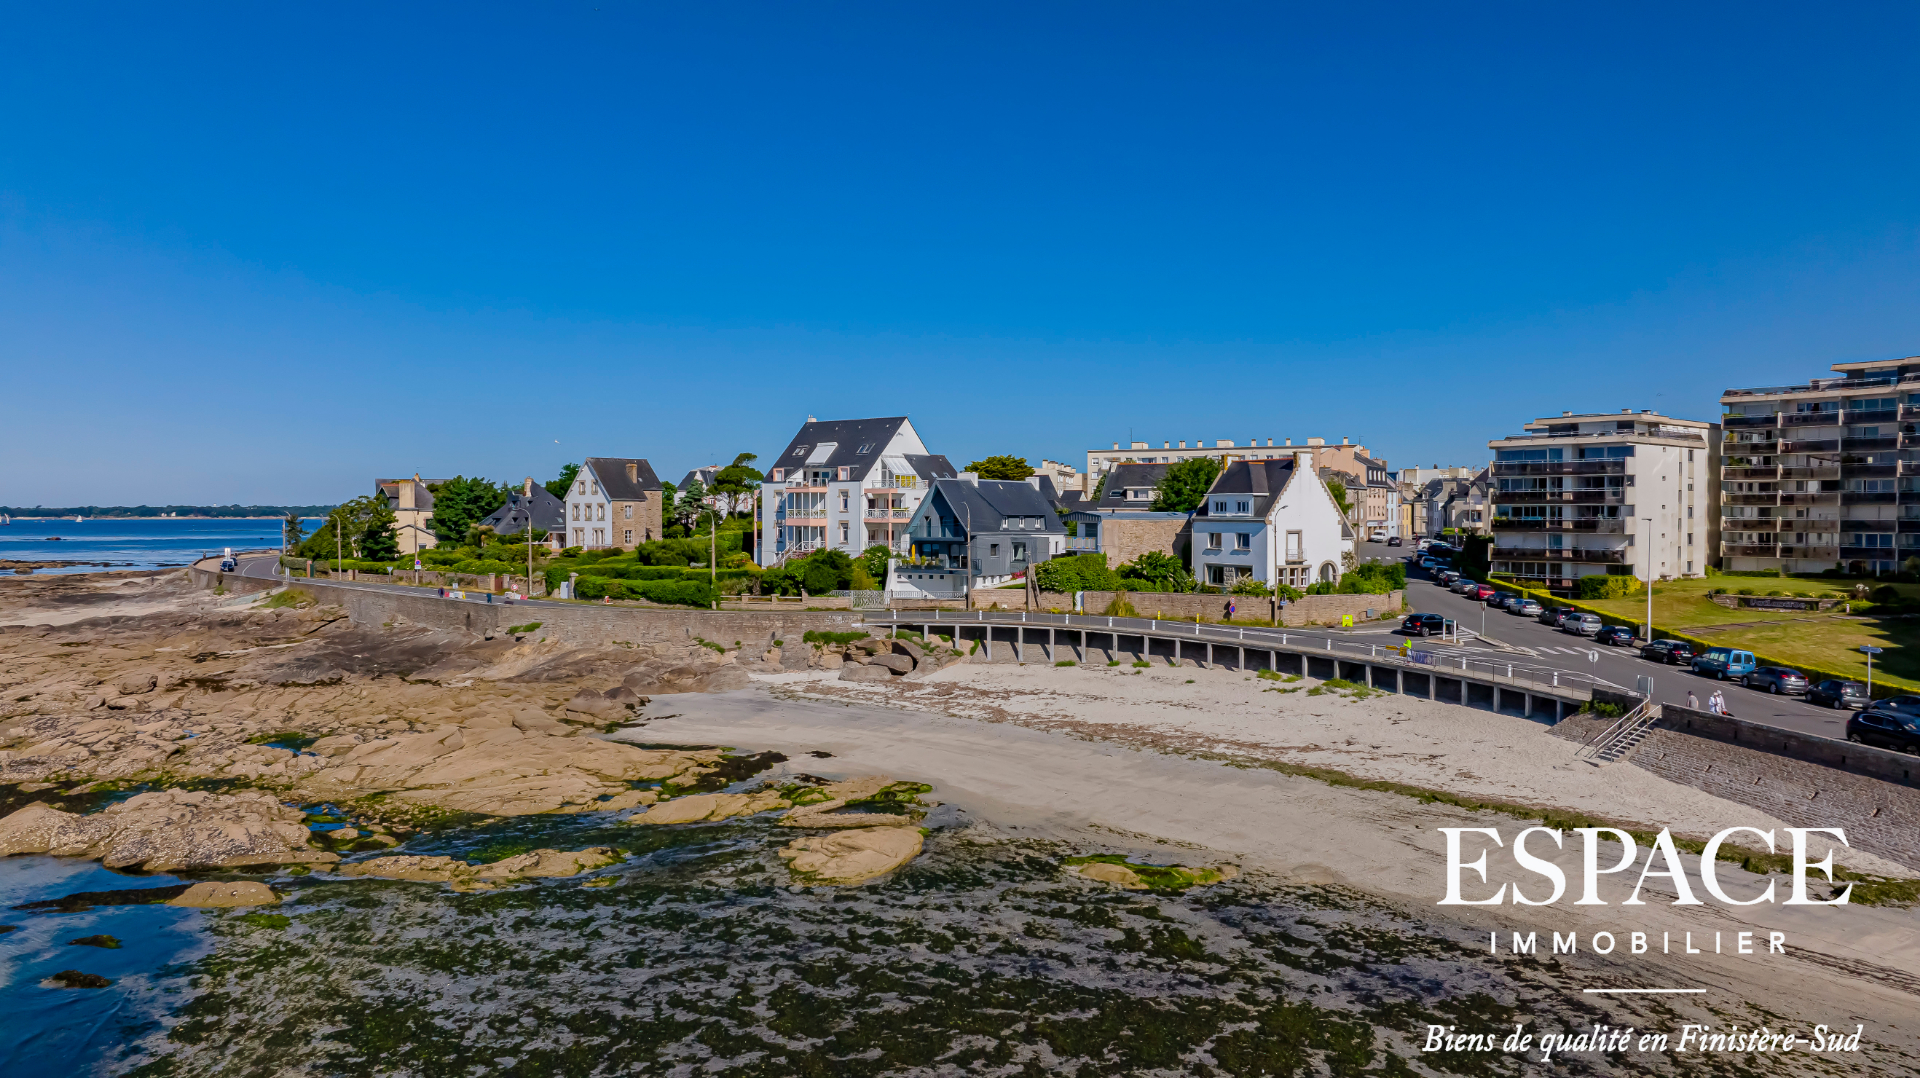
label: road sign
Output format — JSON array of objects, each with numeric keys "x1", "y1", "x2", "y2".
[
  {"x1": 1341, "y1": 614, "x2": 1354, "y2": 628},
  {"x1": 1588, "y1": 649, "x2": 1598, "y2": 663}
]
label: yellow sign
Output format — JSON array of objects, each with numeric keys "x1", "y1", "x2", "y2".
[{"x1": 1341, "y1": 614, "x2": 1354, "y2": 628}]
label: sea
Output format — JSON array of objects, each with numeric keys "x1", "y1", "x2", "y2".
[{"x1": 0, "y1": 518, "x2": 324, "y2": 574}]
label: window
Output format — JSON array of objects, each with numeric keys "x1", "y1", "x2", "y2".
[
  {"x1": 856, "y1": 443, "x2": 874, "y2": 454},
  {"x1": 1207, "y1": 532, "x2": 1222, "y2": 551},
  {"x1": 623, "y1": 505, "x2": 633, "y2": 520},
  {"x1": 1285, "y1": 531, "x2": 1302, "y2": 562},
  {"x1": 1214, "y1": 500, "x2": 1228, "y2": 513},
  {"x1": 1237, "y1": 500, "x2": 1250, "y2": 514},
  {"x1": 593, "y1": 527, "x2": 605, "y2": 546},
  {"x1": 771, "y1": 469, "x2": 784, "y2": 482},
  {"x1": 572, "y1": 504, "x2": 580, "y2": 521},
  {"x1": 597, "y1": 504, "x2": 606, "y2": 521},
  {"x1": 590, "y1": 481, "x2": 598, "y2": 495},
  {"x1": 573, "y1": 528, "x2": 584, "y2": 545},
  {"x1": 840, "y1": 523, "x2": 849, "y2": 543},
  {"x1": 1012, "y1": 541, "x2": 1027, "y2": 563},
  {"x1": 623, "y1": 529, "x2": 633, "y2": 544},
  {"x1": 1236, "y1": 532, "x2": 1251, "y2": 550},
  {"x1": 1208, "y1": 565, "x2": 1226, "y2": 585},
  {"x1": 840, "y1": 492, "x2": 849, "y2": 511},
  {"x1": 838, "y1": 466, "x2": 850, "y2": 481}
]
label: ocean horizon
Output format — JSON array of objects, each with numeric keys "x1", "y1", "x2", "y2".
[{"x1": 0, "y1": 517, "x2": 325, "y2": 574}]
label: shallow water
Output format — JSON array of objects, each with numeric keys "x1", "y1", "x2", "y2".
[{"x1": 0, "y1": 517, "x2": 322, "y2": 573}]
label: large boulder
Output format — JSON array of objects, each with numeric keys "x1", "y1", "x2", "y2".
[
  {"x1": 621, "y1": 661, "x2": 749, "y2": 695},
  {"x1": 564, "y1": 688, "x2": 628, "y2": 720},
  {"x1": 866, "y1": 653, "x2": 913, "y2": 675},
  {"x1": 331, "y1": 847, "x2": 621, "y2": 891},
  {"x1": 115, "y1": 672, "x2": 157, "y2": 695},
  {"x1": 839, "y1": 664, "x2": 892, "y2": 683},
  {"x1": 891, "y1": 640, "x2": 928, "y2": 663},
  {"x1": 628, "y1": 789, "x2": 790, "y2": 825},
  {"x1": 779, "y1": 826, "x2": 924, "y2": 885},
  {"x1": 0, "y1": 791, "x2": 337, "y2": 871},
  {"x1": 168, "y1": 881, "x2": 280, "y2": 907}
]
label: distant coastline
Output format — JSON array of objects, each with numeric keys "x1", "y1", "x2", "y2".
[{"x1": 1, "y1": 505, "x2": 336, "y2": 519}]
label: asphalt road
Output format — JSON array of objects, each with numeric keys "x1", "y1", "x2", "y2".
[
  {"x1": 1358, "y1": 542, "x2": 1855, "y2": 742},
  {"x1": 232, "y1": 554, "x2": 570, "y2": 610}
]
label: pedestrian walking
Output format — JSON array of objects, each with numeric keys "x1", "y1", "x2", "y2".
[{"x1": 1687, "y1": 690, "x2": 1698, "y2": 711}]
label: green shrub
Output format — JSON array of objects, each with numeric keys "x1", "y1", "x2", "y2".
[
  {"x1": 1576, "y1": 574, "x2": 1642, "y2": 600},
  {"x1": 1737, "y1": 588, "x2": 1756, "y2": 596},
  {"x1": 1033, "y1": 553, "x2": 1123, "y2": 593},
  {"x1": 1304, "y1": 562, "x2": 1403, "y2": 596},
  {"x1": 572, "y1": 575, "x2": 715, "y2": 607},
  {"x1": 1055, "y1": 660, "x2": 1076, "y2": 667},
  {"x1": 802, "y1": 630, "x2": 870, "y2": 646}
]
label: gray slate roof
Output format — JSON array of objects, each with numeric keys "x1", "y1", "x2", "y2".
[
  {"x1": 1195, "y1": 458, "x2": 1299, "y2": 519},
  {"x1": 926, "y1": 478, "x2": 1067, "y2": 534},
  {"x1": 771, "y1": 417, "x2": 910, "y2": 481},
  {"x1": 1093, "y1": 463, "x2": 1171, "y2": 511},
  {"x1": 480, "y1": 484, "x2": 566, "y2": 535},
  {"x1": 584, "y1": 457, "x2": 662, "y2": 500},
  {"x1": 677, "y1": 466, "x2": 719, "y2": 492},
  {"x1": 904, "y1": 453, "x2": 958, "y2": 480}
]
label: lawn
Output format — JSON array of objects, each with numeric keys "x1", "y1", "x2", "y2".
[{"x1": 1577, "y1": 575, "x2": 1920, "y2": 691}]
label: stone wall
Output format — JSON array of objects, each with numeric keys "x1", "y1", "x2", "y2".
[
  {"x1": 967, "y1": 588, "x2": 1404, "y2": 626},
  {"x1": 1552, "y1": 704, "x2": 1920, "y2": 870},
  {"x1": 1096, "y1": 517, "x2": 1191, "y2": 570}
]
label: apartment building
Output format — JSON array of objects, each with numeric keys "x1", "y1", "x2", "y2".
[
  {"x1": 1488, "y1": 411, "x2": 1715, "y2": 593},
  {"x1": 565, "y1": 458, "x2": 663, "y2": 550},
  {"x1": 1720, "y1": 357, "x2": 1920, "y2": 574},
  {"x1": 757, "y1": 416, "x2": 958, "y2": 565}
]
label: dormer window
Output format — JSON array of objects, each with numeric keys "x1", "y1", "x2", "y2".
[
  {"x1": 1214, "y1": 500, "x2": 1228, "y2": 513},
  {"x1": 856, "y1": 443, "x2": 874, "y2": 454},
  {"x1": 1237, "y1": 500, "x2": 1250, "y2": 514},
  {"x1": 792, "y1": 446, "x2": 808, "y2": 457}
]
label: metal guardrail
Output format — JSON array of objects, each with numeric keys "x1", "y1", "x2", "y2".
[{"x1": 864, "y1": 609, "x2": 1615, "y2": 695}]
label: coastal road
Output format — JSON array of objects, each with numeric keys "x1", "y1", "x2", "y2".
[
  {"x1": 1385, "y1": 552, "x2": 1854, "y2": 742},
  {"x1": 230, "y1": 554, "x2": 574, "y2": 611}
]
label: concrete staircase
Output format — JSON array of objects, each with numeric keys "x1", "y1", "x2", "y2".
[{"x1": 1578, "y1": 699, "x2": 1661, "y2": 765}]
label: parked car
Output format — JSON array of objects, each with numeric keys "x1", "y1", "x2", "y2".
[
  {"x1": 1563, "y1": 612, "x2": 1602, "y2": 635},
  {"x1": 1499, "y1": 595, "x2": 1525, "y2": 612},
  {"x1": 1808, "y1": 679, "x2": 1870, "y2": 710},
  {"x1": 1386, "y1": 536, "x2": 1403, "y2": 547},
  {"x1": 1846, "y1": 709, "x2": 1920, "y2": 753},
  {"x1": 1470, "y1": 584, "x2": 1497, "y2": 600},
  {"x1": 219, "y1": 557, "x2": 238, "y2": 573},
  {"x1": 1594, "y1": 625, "x2": 1636, "y2": 646},
  {"x1": 1866, "y1": 694, "x2": 1920, "y2": 720},
  {"x1": 1638, "y1": 639, "x2": 1695, "y2": 664},
  {"x1": 1744, "y1": 667, "x2": 1809, "y2": 695},
  {"x1": 1513, "y1": 598, "x2": 1542, "y2": 617},
  {"x1": 1691, "y1": 647, "x2": 1759, "y2": 682},
  {"x1": 1439, "y1": 570, "x2": 1463, "y2": 586},
  {"x1": 1448, "y1": 577, "x2": 1474, "y2": 593},
  {"x1": 1401, "y1": 612, "x2": 1451, "y2": 637},
  {"x1": 1538, "y1": 605, "x2": 1576, "y2": 626},
  {"x1": 1488, "y1": 590, "x2": 1512, "y2": 607},
  {"x1": 1419, "y1": 557, "x2": 1439, "y2": 571}
]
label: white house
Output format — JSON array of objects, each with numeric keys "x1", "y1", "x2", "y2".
[
  {"x1": 757, "y1": 416, "x2": 958, "y2": 565},
  {"x1": 1190, "y1": 451, "x2": 1354, "y2": 590},
  {"x1": 565, "y1": 457, "x2": 663, "y2": 551}
]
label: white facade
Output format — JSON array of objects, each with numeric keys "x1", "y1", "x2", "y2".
[
  {"x1": 565, "y1": 468, "x2": 613, "y2": 551},
  {"x1": 1191, "y1": 451, "x2": 1354, "y2": 590},
  {"x1": 758, "y1": 417, "x2": 955, "y2": 565},
  {"x1": 1490, "y1": 410, "x2": 1717, "y2": 590}
]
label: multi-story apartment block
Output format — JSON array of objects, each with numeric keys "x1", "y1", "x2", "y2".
[
  {"x1": 757, "y1": 416, "x2": 957, "y2": 565},
  {"x1": 1489, "y1": 410, "x2": 1716, "y2": 593},
  {"x1": 1720, "y1": 357, "x2": 1920, "y2": 574},
  {"x1": 565, "y1": 458, "x2": 663, "y2": 550}
]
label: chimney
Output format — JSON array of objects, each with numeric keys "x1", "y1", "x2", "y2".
[
  {"x1": 398, "y1": 480, "x2": 415, "y2": 511},
  {"x1": 959, "y1": 471, "x2": 980, "y2": 485},
  {"x1": 1308, "y1": 437, "x2": 1325, "y2": 447},
  {"x1": 1284, "y1": 437, "x2": 1292, "y2": 446},
  {"x1": 1163, "y1": 441, "x2": 1170, "y2": 449},
  {"x1": 524, "y1": 477, "x2": 533, "y2": 497},
  {"x1": 1341, "y1": 436, "x2": 1350, "y2": 445},
  {"x1": 1562, "y1": 410, "x2": 1572, "y2": 417},
  {"x1": 1178, "y1": 440, "x2": 1187, "y2": 449},
  {"x1": 1266, "y1": 438, "x2": 1273, "y2": 447},
  {"x1": 806, "y1": 415, "x2": 816, "y2": 422},
  {"x1": 626, "y1": 462, "x2": 638, "y2": 484},
  {"x1": 1112, "y1": 442, "x2": 1119, "y2": 450},
  {"x1": 1621, "y1": 408, "x2": 1630, "y2": 414}
]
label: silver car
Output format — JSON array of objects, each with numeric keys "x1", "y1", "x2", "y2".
[
  {"x1": 1514, "y1": 598, "x2": 1543, "y2": 617},
  {"x1": 1564, "y1": 612, "x2": 1602, "y2": 635}
]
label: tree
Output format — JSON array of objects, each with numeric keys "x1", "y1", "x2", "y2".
[
  {"x1": 671, "y1": 479, "x2": 709, "y2": 532},
  {"x1": 359, "y1": 502, "x2": 400, "y2": 561},
  {"x1": 545, "y1": 463, "x2": 581, "y2": 501},
  {"x1": 800, "y1": 549, "x2": 854, "y2": 594},
  {"x1": 429, "y1": 477, "x2": 508, "y2": 545},
  {"x1": 711, "y1": 453, "x2": 765, "y2": 516},
  {"x1": 859, "y1": 544, "x2": 893, "y2": 584},
  {"x1": 282, "y1": 512, "x2": 306, "y2": 549},
  {"x1": 965, "y1": 455, "x2": 1034, "y2": 481},
  {"x1": 1119, "y1": 550, "x2": 1184, "y2": 588},
  {"x1": 1091, "y1": 472, "x2": 1109, "y2": 502},
  {"x1": 298, "y1": 494, "x2": 386, "y2": 562},
  {"x1": 1325, "y1": 479, "x2": 1353, "y2": 519},
  {"x1": 1151, "y1": 456, "x2": 1221, "y2": 513}
]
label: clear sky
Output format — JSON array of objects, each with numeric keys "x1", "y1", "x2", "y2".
[{"x1": 5, "y1": 3, "x2": 1920, "y2": 505}]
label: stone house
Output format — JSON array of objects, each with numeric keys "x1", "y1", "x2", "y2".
[
  {"x1": 374, "y1": 474, "x2": 445, "y2": 554},
  {"x1": 565, "y1": 458, "x2": 662, "y2": 551}
]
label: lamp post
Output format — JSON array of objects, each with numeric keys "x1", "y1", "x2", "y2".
[{"x1": 1641, "y1": 515, "x2": 1655, "y2": 643}]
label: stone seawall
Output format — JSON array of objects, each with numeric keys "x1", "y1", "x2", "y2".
[
  {"x1": 189, "y1": 564, "x2": 865, "y2": 648},
  {"x1": 1552, "y1": 705, "x2": 1920, "y2": 870},
  {"x1": 968, "y1": 588, "x2": 1405, "y2": 626}
]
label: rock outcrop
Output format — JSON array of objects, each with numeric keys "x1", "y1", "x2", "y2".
[
  {"x1": 779, "y1": 826, "x2": 924, "y2": 885},
  {"x1": 331, "y1": 846, "x2": 621, "y2": 891},
  {"x1": 168, "y1": 881, "x2": 280, "y2": 907},
  {"x1": 0, "y1": 790, "x2": 338, "y2": 871},
  {"x1": 629, "y1": 789, "x2": 791, "y2": 825},
  {"x1": 620, "y1": 660, "x2": 749, "y2": 696}
]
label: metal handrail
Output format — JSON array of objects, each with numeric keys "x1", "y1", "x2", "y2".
[{"x1": 866, "y1": 609, "x2": 1614, "y2": 694}]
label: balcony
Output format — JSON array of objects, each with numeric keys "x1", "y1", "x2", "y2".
[
  {"x1": 1491, "y1": 460, "x2": 1626, "y2": 476},
  {"x1": 1066, "y1": 536, "x2": 1100, "y2": 552},
  {"x1": 1778, "y1": 492, "x2": 1840, "y2": 506},
  {"x1": 1778, "y1": 439, "x2": 1838, "y2": 454},
  {"x1": 1721, "y1": 466, "x2": 1780, "y2": 481},
  {"x1": 1494, "y1": 490, "x2": 1626, "y2": 505},
  {"x1": 1840, "y1": 546, "x2": 1899, "y2": 560},
  {"x1": 1492, "y1": 518, "x2": 1626, "y2": 533},
  {"x1": 1777, "y1": 545, "x2": 1838, "y2": 560},
  {"x1": 1904, "y1": 404, "x2": 1920, "y2": 421},
  {"x1": 1841, "y1": 492, "x2": 1897, "y2": 506},
  {"x1": 1778, "y1": 466, "x2": 1840, "y2": 480},
  {"x1": 1840, "y1": 519, "x2": 1897, "y2": 533},
  {"x1": 1728, "y1": 518, "x2": 1782, "y2": 530},
  {"x1": 863, "y1": 509, "x2": 912, "y2": 521},
  {"x1": 1845, "y1": 408, "x2": 1899, "y2": 425},
  {"x1": 1493, "y1": 547, "x2": 1627, "y2": 564},
  {"x1": 1781, "y1": 412, "x2": 1844, "y2": 427},
  {"x1": 1722, "y1": 414, "x2": 1779, "y2": 429},
  {"x1": 1723, "y1": 493, "x2": 1779, "y2": 506},
  {"x1": 1722, "y1": 544, "x2": 1780, "y2": 558},
  {"x1": 1843, "y1": 437, "x2": 1900, "y2": 452}
]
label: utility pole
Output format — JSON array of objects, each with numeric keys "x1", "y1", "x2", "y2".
[
  {"x1": 525, "y1": 478, "x2": 535, "y2": 598},
  {"x1": 1642, "y1": 515, "x2": 1655, "y2": 643}
]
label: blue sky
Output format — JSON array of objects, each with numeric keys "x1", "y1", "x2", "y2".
[{"x1": 5, "y1": 3, "x2": 1920, "y2": 505}]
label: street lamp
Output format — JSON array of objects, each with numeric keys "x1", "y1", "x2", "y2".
[{"x1": 1641, "y1": 515, "x2": 1655, "y2": 643}]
